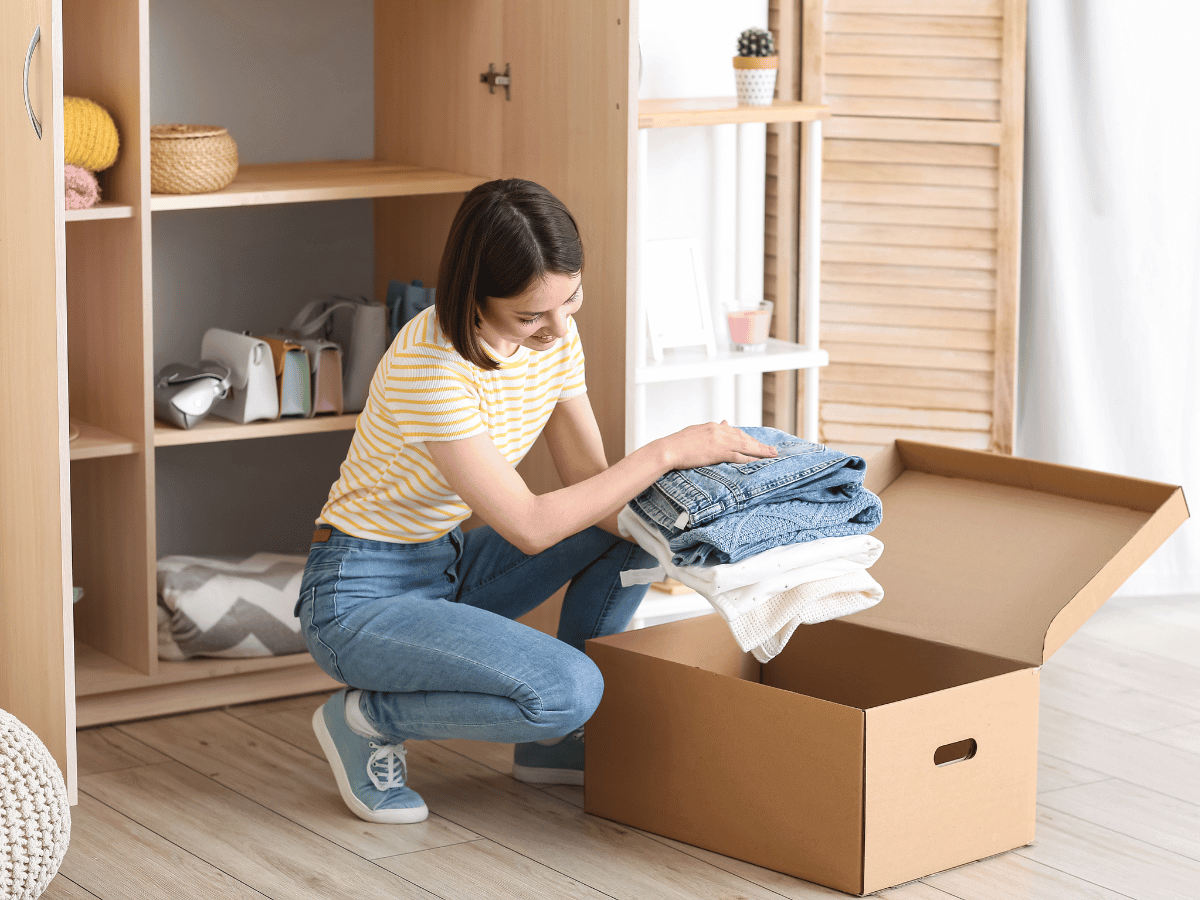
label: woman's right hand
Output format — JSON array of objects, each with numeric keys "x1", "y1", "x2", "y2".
[{"x1": 655, "y1": 421, "x2": 777, "y2": 472}]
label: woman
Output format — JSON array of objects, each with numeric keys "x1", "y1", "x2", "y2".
[{"x1": 297, "y1": 178, "x2": 775, "y2": 824}]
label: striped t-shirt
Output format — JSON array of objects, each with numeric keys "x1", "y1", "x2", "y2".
[{"x1": 318, "y1": 305, "x2": 587, "y2": 542}]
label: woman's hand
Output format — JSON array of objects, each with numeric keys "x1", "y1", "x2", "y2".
[{"x1": 655, "y1": 421, "x2": 777, "y2": 472}]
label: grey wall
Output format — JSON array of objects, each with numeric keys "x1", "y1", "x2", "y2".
[{"x1": 150, "y1": 0, "x2": 374, "y2": 557}]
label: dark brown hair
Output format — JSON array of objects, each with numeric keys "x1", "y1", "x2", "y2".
[{"x1": 436, "y1": 179, "x2": 584, "y2": 370}]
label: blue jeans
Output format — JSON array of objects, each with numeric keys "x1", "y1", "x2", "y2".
[{"x1": 295, "y1": 524, "x2": 653, "y2": 745}]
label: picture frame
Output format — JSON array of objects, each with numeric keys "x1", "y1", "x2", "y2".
[{"x1": 640, "y1": 237, "x2": 717, "y2": 361}]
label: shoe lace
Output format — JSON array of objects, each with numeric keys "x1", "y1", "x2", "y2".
[{"x1": 366, "y1": 741, "x2": 408, "y2": 791}]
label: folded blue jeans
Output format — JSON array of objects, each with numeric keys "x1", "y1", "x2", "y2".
[{"x1": 295, "y1": 524, "x2": 653, "y2": 745}]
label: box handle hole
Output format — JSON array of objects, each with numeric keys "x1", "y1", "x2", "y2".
[{"x1": 934, "y1": 738, "x2": 977, "y2": 766}]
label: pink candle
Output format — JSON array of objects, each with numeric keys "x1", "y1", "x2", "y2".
[{"x1": 726, "y1": 303, "x2": 772, "y2": 350}]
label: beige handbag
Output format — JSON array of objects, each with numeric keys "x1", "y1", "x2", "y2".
[{"x1": 293, "y1": 338, "x2": 344, "y2": 416}]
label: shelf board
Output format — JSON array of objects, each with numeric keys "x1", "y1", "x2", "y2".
[
  {"x1": 69, "y1": 420, "x2": 138, "y2": 460},
  {"x1": 638, "y1": 98, "x2": 830, "y2": 129},
  {"x1": 636, "y1": 340, "x2": 829, "y2": 384},
  {"x1": 155, "y1": 413, "x2": 359, "y2": 447},
  {"x1": 149, "y1": 159, "x2": 487, "y2": 211},
  {"x1": 64, "y1": 201, "x2": 135, "y2": 222}
]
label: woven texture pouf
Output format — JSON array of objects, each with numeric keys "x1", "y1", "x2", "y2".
[{"x1": 1, "y1": 709, "x2": 71, "y2": 900}]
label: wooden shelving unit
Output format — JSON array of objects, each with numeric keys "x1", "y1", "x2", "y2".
[
  {"x1": 153, "y1": 413, "x2": 359, "y2": 447},
  {"x1": 636, "y1": 341, "x2": 828, "y2": 384},
  {"x1": 69, "y1": 421, "x2": 137, "y2": 460},
  {"x1": 149, "y1": 160, "x2": 487, "y2": 211},
  {"x1": 64, "y1": 202, "x2": 135, "y2": 222}
]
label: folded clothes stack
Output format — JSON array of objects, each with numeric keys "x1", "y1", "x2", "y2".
[{"x1": 619, "y1": 427, "x2": 885, "y2": 662}]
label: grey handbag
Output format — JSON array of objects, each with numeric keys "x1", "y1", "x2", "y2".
[{"x1": 153, "y1": 361, "x2": 232, "y2": 429}]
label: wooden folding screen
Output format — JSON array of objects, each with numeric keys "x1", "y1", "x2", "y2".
[{"x1": 798, "y1": 0, "x2": 1026, "y2": 455}]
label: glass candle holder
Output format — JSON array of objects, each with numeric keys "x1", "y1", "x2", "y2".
[{"x1": 725, "y1": 300, "x2": 773, "y2": 352}]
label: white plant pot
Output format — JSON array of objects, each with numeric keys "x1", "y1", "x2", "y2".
[{"x1": 733, "y1": 56, "x2": 779, "y2": 106}]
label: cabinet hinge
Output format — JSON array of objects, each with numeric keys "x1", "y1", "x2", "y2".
[{"x1": 480, "y1": 63, "x2": 511, "y2": 101}]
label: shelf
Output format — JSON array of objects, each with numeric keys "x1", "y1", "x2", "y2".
[
  {"x1": 69, "y1": 420, "x2": 138, "y2": 460},
  {"x1": 64, "y1": 202, "x2": 135, "y2": 222},
  {"x1": 154, "y1": 413, "x2": 359, "y2": 447},
  {"x1": 636, "y1": 340, "x2": 828, "y2": 384},
  {"x1": 149, "y1": 159, "x2": 488, "y2": 211},
  {"x1": 638, "y1": 98, "x2": 830, "y2": 129}
]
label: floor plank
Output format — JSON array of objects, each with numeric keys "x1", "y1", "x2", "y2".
[
  {"x1": 1036, "y1": 754, "x2": 1109, "y2": 794},
  {"x1": 81, "y1": 761, "x2": 440, "y2": 900},
  {"x1": 1143, "y1": 719, "x2": 1200, "y2": 755},
  {"x1": 1037, "y1": 778, "x2": 1200, "y2": 861},
  {"x1": 378, "y1": 839, "x2": 611, "y2": 900},
  {"x1": 58, "y1": 792, "x2": 264, "y2": 900},
  {"x1": 75, "y1": 726, "x2": 170, "y2": 776},
  {"x1": 404, "y1": 741, "x2": 792, "y2": 900},
  {"x1": 1038, "y1": 659, "x2": 1200, "y2": 734},
  {"x1": 920, "y1": 850, "x2": 1134, "y2": 900},
  {"x1": 41, "y1": 875, "x2": 103, "y2": 900},
  {"x1": 1016, "y1": 807, "x2": 1200, "y2": 900},
  {"x1": 1049, "y1": 632, "x2": 1200, "y2": 712},
  {"x1": 1039, "y1": 706, "x2": 1200, "y2": 806},
  {"x1": 116, "y1": 709, "x2": 479, "y2": 860}
]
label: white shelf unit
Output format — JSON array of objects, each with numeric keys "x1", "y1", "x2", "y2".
[
  {"x1": 629, "y1": 97, "x2": 829, "y2": 627},
  {"x1": 629, "y1": 98, "x2": 829, "y2": 452}
]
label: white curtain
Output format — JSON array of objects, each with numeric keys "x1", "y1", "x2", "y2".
[{"x1": 1018, "y1": 2, "x2": 1200, "y2": 596}]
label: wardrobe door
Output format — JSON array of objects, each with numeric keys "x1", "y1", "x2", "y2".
[
  {"x1": 1, "y1": 0, "x2": 77, "y2": 794},
  {"x1": 502, "y1": 0, "x2": 636, "y2": 475}
]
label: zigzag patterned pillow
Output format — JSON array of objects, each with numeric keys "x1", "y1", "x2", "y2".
[{"x1": 156, "y1": 553, "x2": 309, "y2": 660}]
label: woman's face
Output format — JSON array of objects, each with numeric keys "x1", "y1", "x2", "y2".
[{"x1": 477, "y1": 271, "x2": 583, "y2": 358}]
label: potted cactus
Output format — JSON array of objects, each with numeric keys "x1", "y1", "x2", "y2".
[{"x1": 733, "y1": 27, "x2": 778, "y2": 106}]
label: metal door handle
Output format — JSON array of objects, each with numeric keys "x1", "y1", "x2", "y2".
[{"x1": 24, "y1": 25, "x2": 42, "y2": 139}]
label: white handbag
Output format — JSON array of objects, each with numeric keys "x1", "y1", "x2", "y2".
[
  {"x1": 284, "y1": 296, "x2": 388, "y2": 412},
  {"x1": 200, "y1": 328, "x2": 280, "y2": 423}
]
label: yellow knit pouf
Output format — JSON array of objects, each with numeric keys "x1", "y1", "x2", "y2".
[{"x1": 63, "y1": 97, "x2": 119, "y2": 172}]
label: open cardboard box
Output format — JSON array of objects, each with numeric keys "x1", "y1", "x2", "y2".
[{"x1": 584, "y1": 440, "x2": 1189, "y2": 896}]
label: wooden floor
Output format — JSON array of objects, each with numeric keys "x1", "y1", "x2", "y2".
[{"x1": 46, "y1": 592, "x2": 1200, "y2": 900}]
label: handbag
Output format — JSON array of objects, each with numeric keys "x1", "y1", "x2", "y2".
[
  {"x1": 292, "y1": 337, "x2": 344, "y2": 416},
  {"x1": 200, "y1": 328, "x2": 280, "y2": 423},
  {"x1": 259, "y1": 336, "x2": 312, "y2": 418},
  {"x1": 284, "y1": 296, "x2": 388, "y2": 412},
  {"x1": 153, "y1": 361, "x2": 232, "y2": 429},
  {"x1": 386, "y1": 279, "x2": 436, "y2": 341}
]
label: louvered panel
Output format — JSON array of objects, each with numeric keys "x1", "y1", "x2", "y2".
[
  {"x1": 824, "y1": 322, "x2": 994, "y2": 351},
  {"x1": 824, "y1": 343, "x2": 993, "y2": 371},
  {"x1": 826, "y1": 34, "x2": 1000, "y2": 58},
  {"x1": 823, "y1": 261, "x2": 996, "y2": 290},
  {"x1": 825, "y1": 362, "x2": 993, "y2": 391},
  {"x1": 822, "y1": 282, "x2": 994, "y2": 310},
  {"x1": 826, "y1": 74, "x2": 1001, "y2": 100},
  {"x1": 825, "y1": 160, "x2": 997, "y2": 187},
  {"x1": 828, "y1": 0, "x2": 1003, "y2": 15},
  {"x1": 825, "y1": 139, "x2": 997, "y2": 166},
  {"x1": 826, "y1": 54, "x2": 1001, "y2": 79},
  {"x1": 823, "y1": 403, "x2": 992, "y2": 431},
  {"x1": 823, "y1": 242, "x2": 996, "y2": 271},
  {"x1": 825, "y1": 13, "x2": 1001, "y2": 37},
  {"x1": 825, "y1": 180, "x2": 995, "y2": 208},
  {"x1": 823, "y1": 302, "x2": 994, "y2": 330},
  {"x1": 823, "y1": 421, "x2": 991, "y2": 450},
  {"x1": 826, "y1": 96, "x2": 999, "y2": 120},
  {"x1": 825, "y1": 221, "x2": 996, "y2": 250},
  {"x1": 824, "y1": 201, "x2": 997, "y2": 229},
  {"x1": 823, "y1": 381, "x2": 993, "y2": 412}
]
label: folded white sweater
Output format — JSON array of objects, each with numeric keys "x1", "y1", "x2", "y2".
[{"x1": 618, "y1": 506, "x2": 884, "y2": 662}]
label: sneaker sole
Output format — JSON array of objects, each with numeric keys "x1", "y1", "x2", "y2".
[
  {"x1": 511, "y1": 762, "x2": 585, "y2": 786},
  {"x1": 312, "y1": 706, "x2": 429, "y2": 824}
]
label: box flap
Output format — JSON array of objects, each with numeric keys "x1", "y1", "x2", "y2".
[{"x1": 850, "y1": 441, "x2": 1189, "y2": 665}]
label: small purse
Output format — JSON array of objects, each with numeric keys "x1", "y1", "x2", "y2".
[
  {"x1": 291, "y1": 337, "x2": 344, "y2": 416},
  {"x1": 201, "y1": 328, "x2": 280, "y2": 423},
  {"x1": 386, "y1": 279, "x2": 436, "y2": 341},
  {"x1": 153, "y1": 361, "x2": 232, "y2": 429},
  {"x1": 259, "y1": 336, "x2": 312, "y2": 418},
  {"x1": 284, "y1": 296, "x2": 388, "y2": 412}
]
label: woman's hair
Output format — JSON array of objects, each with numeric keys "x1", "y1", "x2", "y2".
[{"x1": 436, "y1": 179, "x2": 584, "y2": 369}]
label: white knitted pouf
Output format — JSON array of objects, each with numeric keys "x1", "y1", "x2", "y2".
[{"x1": 1, "y1": 709, "x2": 71, "y2": 900}]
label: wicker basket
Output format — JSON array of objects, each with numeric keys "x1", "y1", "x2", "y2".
[{"x1": 150, "y1": 124, "x2": 239, "y2": 194}]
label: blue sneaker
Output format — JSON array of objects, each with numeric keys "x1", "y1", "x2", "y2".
[
  {"x1": 312, "y1": 689, "x2": 428, "y2": 824},
  {"x1": 512, "y1": 727, "x2": 585, "y2": 785}
]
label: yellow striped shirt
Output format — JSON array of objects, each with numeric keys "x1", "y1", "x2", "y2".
[{"x1": 318, "y1": 306, "x2": 587, "y2": 542}]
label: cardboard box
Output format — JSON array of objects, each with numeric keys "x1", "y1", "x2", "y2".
[{"x1": 585, "y1": 440, "x2": 1189, "y2": 896}]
